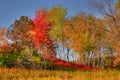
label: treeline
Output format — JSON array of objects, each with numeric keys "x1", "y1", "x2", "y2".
[{"x1": 0, "y1": 0, "x2": 120, "y2": 69}]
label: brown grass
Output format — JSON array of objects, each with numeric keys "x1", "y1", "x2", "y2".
[{"x1": 0, "y1": 68, "x2": 120, "y2": 80}]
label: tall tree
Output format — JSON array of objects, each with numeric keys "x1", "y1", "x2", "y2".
[
  {"x1": 47, "y1": 5, "x2": 67, "y2": 59},
  {"x1": 47, "y1": 5, "x2": 67, "y2": 41},
  {"x1": 29, "y1": 9, "x2": 55, "y2": 57},
  {"x1": 8, "y1": 16, "x2": 33, "y2": 51},
  {"x1": 64, "y1": 14, "x2": 105, "y2": 66},
  {"x1": 93, "y1": 0, "x2": 120, "y2": 66}
]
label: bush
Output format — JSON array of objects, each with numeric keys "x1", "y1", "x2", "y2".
[
  {"x1": 0, "y1": 52, "x2": 20, "y2": 68},
  {"x1": 104, "y1": 56, "x2": 115, "y2": 69},
  {"x1": 0, "y1": 45, "x2": 58, "y2": 70}
]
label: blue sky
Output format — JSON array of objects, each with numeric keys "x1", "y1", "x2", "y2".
[{"x1": 0, "y1": 0, "x2": 94, "y2": 27}]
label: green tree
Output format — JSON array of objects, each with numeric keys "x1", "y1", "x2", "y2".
[
  {"x1": 47, "y1": 5, "x2": 67, "y2": 59},
  {"x1": 47, "y1": 5, "x2": 67, "y2": 41}
]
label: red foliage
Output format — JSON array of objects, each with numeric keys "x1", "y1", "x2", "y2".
[
  {"x1": 43, "y1": 55, "x2": 100, "y2": 70},
  {"x1": 30, "y1": 10, "x2": 52, "y2": 47},
  {"x1": 53, "y1": 58, "x2": 100, "y2": 70}
]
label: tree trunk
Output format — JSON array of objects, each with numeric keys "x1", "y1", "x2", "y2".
[{"x1": 66, "y1": 48, "x2": 70, "y2": 62}]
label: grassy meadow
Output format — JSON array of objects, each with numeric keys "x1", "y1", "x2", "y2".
[{"x1": 0, "y1": 68, "x2": 120, "y2": 80}]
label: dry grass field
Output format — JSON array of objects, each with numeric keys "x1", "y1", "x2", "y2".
[{"x1": 0, "y1": 68, "x2": 120, "y2": 80}]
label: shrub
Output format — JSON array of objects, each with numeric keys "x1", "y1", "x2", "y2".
[
  {"x1": 0, "y1": 52, "x2": 20, "y2": 68},
  {"x1": 104, "y1": 56, "x2": 115, "y2": 69}
]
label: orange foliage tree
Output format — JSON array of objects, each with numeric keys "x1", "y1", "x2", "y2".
[
  {"x1": 64, "y1": 14, "x2": 105, "y2": 67},
  {"x1": 94, "y1": 0, "x2": 120, "y2": 66}
]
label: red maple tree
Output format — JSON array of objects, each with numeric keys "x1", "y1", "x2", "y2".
[{"x1": 29, "y1": 10, "x2": 52, "y2": 48}]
